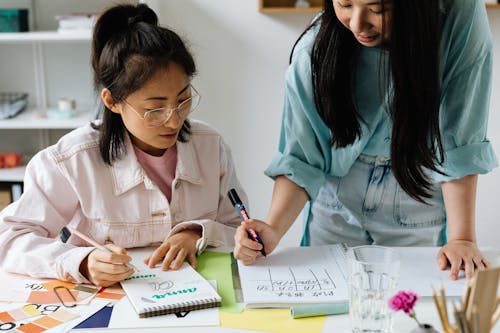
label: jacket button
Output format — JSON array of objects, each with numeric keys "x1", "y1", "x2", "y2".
[{"x1": 174, "y1": 180, "x2": 181, "y2": 189}]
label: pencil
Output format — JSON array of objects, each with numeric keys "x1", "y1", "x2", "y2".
[
  {"x1": 458, "y1": 304, "x2": 470, "y2": 333},
  {"x1": 453, "y1": 302, "x2": 464, "y2": 333},
  {"x1": 471, "y1": 305, "x2": 479, "y2": 333},
  {"x1": 433, "y1": 286, "x2": 448, "y2": 332},
  {"x1": 61, "y1": 226, "x2": 138, "y2": 271},
  {"x1": 462, "y1": 279, "x2": 472, "y2": 312},
  {"x1": 441, "y1": 281, "x2": 450, "y2": 329},
  {"x1": 492, "y1": 305, "x2": 500, "y2": 330}
]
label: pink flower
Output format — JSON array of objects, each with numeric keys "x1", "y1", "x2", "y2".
[
  {"x1": 389, "y1": 290, "x2": 432, "y2": 329},
  {"x1": 389, "y1": 290, "x2": 419, "y2": 314}
]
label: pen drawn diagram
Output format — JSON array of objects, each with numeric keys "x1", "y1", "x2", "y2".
[
  {"x1": 149, "y1": 280, "x2": 174, "y2": 291},
  {"x1": 140, "y1": 280, "x2": 174, "y2": 303},
  {"x1": 251, "y1": 267, "x2": 337, "y2": 298}
]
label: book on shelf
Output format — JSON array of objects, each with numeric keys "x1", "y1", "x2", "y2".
[
  {"x1": 0, "y1": 186, "x2": 10, "y2": 210},
  {"x1": 10, "y1": 183, "x2": 22, "y2": 201},
  {"x1": 0, "y1": 182, "x2": 23, "y2": 210},
  {"x1": 55, "y1": 13, "x2": 96, "y2": 33}
]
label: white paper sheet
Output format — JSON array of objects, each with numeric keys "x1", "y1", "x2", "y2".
[
  {"x1": 238, "y1": 245, "x2": 469, "y2": 308},
  {"x1": 237, "y1": 245, "x2": 349, "y2": 307}
]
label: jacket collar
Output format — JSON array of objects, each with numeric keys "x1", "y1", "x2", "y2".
[
  {"x1": 111, "y1": 132, "x2": 203, "y2": 195},
  {"x1": 175, "y1": 139, "x2": 203, "y2": 186}
]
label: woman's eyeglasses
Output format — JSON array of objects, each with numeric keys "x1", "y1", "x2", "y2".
[{"x1": 124, "y1": 85, "x2": 200, "y2": 128}]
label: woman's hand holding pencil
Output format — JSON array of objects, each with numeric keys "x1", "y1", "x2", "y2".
[
  {"x1": 80, "y1": 244, "x2": 136, "y2": 287},
  {"x1": 59, "y1": 226, "x2": 136, "y2": 287}
]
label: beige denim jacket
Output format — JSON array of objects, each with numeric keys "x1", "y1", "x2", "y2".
[{"x1": 0, "y1": 120, "x2": 247, "y2": 283}]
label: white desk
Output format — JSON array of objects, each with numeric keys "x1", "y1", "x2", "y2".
[
  {"x1": 70, "y1": 302, "x2": 500, "y2": 333},
  {"x1": 72, "y1": 249, "x2": 500, "y2": 333}
]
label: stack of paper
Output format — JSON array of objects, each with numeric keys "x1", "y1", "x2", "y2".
[{"x1": 55, "y1": 14, "x2": 96, "y2": 33}]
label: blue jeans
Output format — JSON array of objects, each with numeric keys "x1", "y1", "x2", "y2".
[{"x1": 305, "y1": 154, "x2": 447, "y2": 246}]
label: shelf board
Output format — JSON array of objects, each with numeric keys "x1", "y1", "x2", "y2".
[
  {"x1": 259, "y1": 0, "x2": 322, "y2": 13},
  {"x1": 259, "y1": 6, "x2": 322, "y2": 13},
  {"x1": 0, "y1": 108, "x2": 93, "y2": 129},
  {"x1": 0, "y1": 31, "x2": 91, "y2": 43},
  {"x1": 259, "y1": 2, "x2": 500, "y2": 13},
  {"x1": 0, "y1": 166, "x2": 25, "y2": 182}
]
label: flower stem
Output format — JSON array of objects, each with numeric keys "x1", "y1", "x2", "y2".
[{"x1": 409, "y1": 312, "x2": 423, "y2": 327}]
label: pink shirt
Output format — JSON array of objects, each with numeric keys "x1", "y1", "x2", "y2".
[
  {"x1": 134, "y1": 145, "x2": 177, "y2": 202},
  {"x1": 0, "y1": 120, "x2": 248, "y2": 283}
]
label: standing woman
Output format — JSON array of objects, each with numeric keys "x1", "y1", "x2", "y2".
[{"x1": 234, "y1": 0, "x2": 497, "y2": 280}]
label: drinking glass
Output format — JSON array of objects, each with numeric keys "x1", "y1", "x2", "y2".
[{"x1": 348, "y1": 245, "x2": 400, "y2": 333}]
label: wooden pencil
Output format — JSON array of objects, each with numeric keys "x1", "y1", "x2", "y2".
[
  {"x1": 492, "y1": 305, "x2": 500, "y2": 330},
  {"x1": 441, "y1": 281, "x2": 451, "y2": 329},
  {"x1": 458, "y1": 305, "x2": 470, "y2": 333},
  {"x1": 433, "y1": 286, "x2": 448, "y2": 332},
  {"x1": 471, "y1": 305, "x2": 479, "y2": 333},
  {"x1": 494, "y1": 297, "x2": 500, "y2": 313},
  {"x1": 462, "y1": 279, "x2": 472, "y2": 312},
  {"x1": 453, "y1": 302, "x2": 464, "y2": 333}
]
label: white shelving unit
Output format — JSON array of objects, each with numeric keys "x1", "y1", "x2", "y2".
[
  {"x1": 0, "y1": 108, "x2": 92, "y2": 129},
  {"x1": 0, "y1": 31, "x2": 91, "y2": 43},
  {"x1": 0, "y1": 167, "x2": 26, "y2": 183},
  {"x1": 0, "y1": 0, "x2": 130, "y2": 192},
  {"x1": 0, "y1": 30, "x2": 93, "y2": 183},
  {"x1": 0, "y1": 0, "x2": 123, "y2": 208}
]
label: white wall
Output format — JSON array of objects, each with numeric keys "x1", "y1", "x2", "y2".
[
  {"x1": 3, "y1": 1, "x2": 497, "y2": 247},
  {"x1": 152, "y1": 0, "x2": 315, "y2": 246},
  {"x1": 479, "y1": 11, "x2": 500, "y2": 247},
  {"x1": 153, "y1": 1, "x2": 500, "y2": 247}
]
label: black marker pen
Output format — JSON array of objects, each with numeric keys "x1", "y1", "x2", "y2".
[{"x1": 228, "y1": 188, "x2": 266, "y2": 257}]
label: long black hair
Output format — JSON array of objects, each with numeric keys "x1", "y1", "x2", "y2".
[
  {"x1": 294, "y1": 0, "x2": 442, "y2": 202},
  {"x1": 91, "y1": 3, "x2": 196, "y2": 165}
]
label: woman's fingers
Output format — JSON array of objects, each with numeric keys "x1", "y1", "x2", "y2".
[
  {"x1": 169, "y1": 248, "x2": 187, "y2": 270},
  {"x1": 187, "y1": 252, "x2": 197, "y2": 269},
  {"x1": 146, "y1": 244, "x2": 169, "y2": 268}
]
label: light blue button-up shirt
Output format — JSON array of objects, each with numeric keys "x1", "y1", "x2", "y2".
[{"x1": 266, "y1": 0, "x2": 498, "y2": 201}]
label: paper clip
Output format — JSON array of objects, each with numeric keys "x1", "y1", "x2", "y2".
[{"x1": 53, "y1": 286, "x2": 77, "y2": 308}]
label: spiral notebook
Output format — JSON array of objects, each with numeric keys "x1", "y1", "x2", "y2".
[{"x1": 120, "y1": 262, "x2": 221, "y2": 318}]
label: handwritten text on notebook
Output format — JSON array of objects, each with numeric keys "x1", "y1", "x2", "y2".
[{"x1": 254, "y1": 267, "x2": 338, "y2": 298}]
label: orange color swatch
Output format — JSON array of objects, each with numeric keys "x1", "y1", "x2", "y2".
[
  {"x1": 33, "y1": 315, "x2": 61, "y2": 328},
  {"x1": 41, "y1": 280, "x2": 75, "y2": 291},
  {"x1": 0, "y1": 311, "x2": 15, "y2": 323},
  {"x1": 17, "y1": 322, "x2": 45, "y2": 333},
  {"x1": 27, "y1": 290, "x2": 79, "y2": 304},
  {"x1": 97, "y1": 291, "x2": 125, "y2": 300}
]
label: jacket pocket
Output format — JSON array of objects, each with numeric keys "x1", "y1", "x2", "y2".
[
  {"x1": 87, "y1": 218, "x2": 136, "y2": 248},
  {"x1": 87, "y1": 218, "x2": 170, "y2": 248},
  {"x1": 393, "y1": 185, "x2": 445, "y2": 228}
]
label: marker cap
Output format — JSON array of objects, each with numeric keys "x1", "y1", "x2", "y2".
[{"x1": 228, "y1": 189, "x2": 242, "y2": 206}]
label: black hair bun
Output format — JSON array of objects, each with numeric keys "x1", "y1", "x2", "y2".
[{"x1": 127, "y1": 3, "x2": 157, "y2": 28}]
